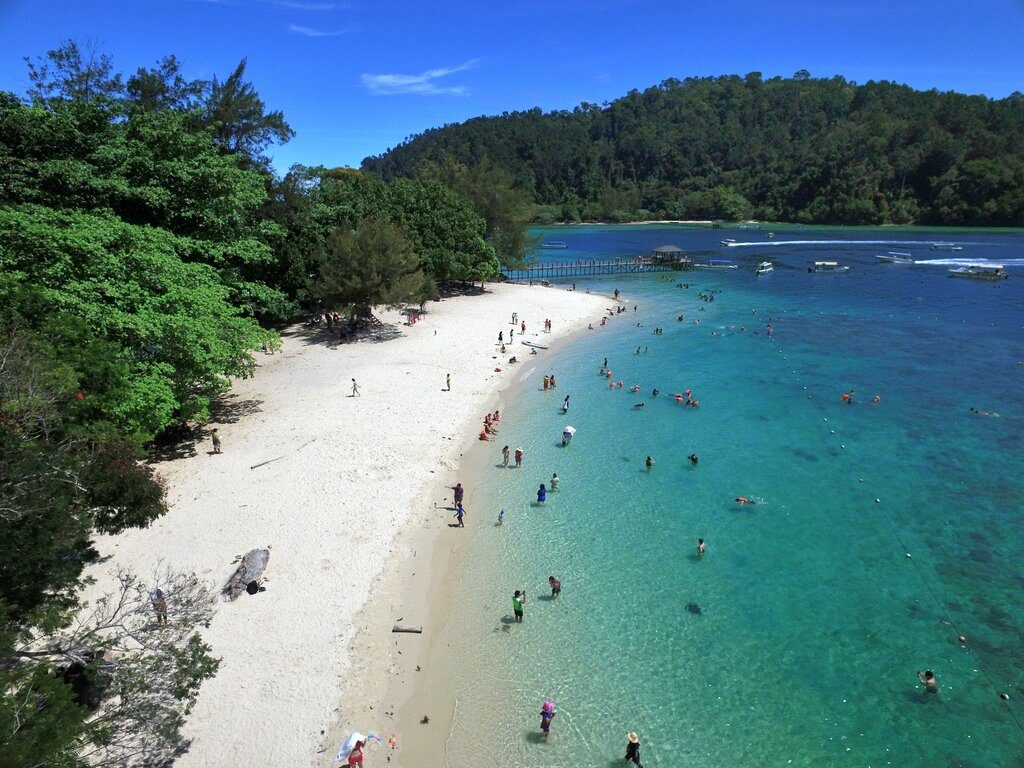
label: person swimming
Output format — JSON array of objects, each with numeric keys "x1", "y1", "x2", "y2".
[
  {"x1": 633, "y1": 402, "x2": 645, "y2": 408},
  {"x1": 688, "y1": 454, "x2": 698, "y2": 465},
  {"x1": 652, "y1": 388, "x2": 659, "y2": 396}
]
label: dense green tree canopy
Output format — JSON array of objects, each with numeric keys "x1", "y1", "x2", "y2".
[{"x1": 363, "y1": 73, "x2": 1024, "y2": 226}]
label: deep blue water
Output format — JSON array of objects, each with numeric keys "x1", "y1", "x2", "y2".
[{"x1": 441, "y1": 226, "x2": 1024, "y2": 768}]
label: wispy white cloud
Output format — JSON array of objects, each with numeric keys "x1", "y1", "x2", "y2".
[
  {"x1": 288, "y1": 23, "x2": 346, "y2": 36},
  {"x1": 361, "y1": 60, "x2": 477, "y2": 95}
]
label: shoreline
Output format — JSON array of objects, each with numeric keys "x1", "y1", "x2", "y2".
[{"x1": 325, "y1": 307, "x2": 610, "y2": 767}]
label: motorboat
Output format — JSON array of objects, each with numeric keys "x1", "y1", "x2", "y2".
[
  {"x1": 540, "y1": 241, "x2": 568, "y2": 249},
  {"x1": 807, "y1": 261, "x2": 850, "y2": 274},
  {"x1": 931, "y1": 242, "x2": 963, "y2": 252},
  {"x1": 720, "y1": 238, "x2": 737, "y2": 246},
  {"x1": 948, "y1": 264, "x2": 1008, "y2": 280},
  {"x1": 875, "y1": 251, "x2": 913, "y2": 264},
  {"x1": 696, "y1": 259, "x2": 739, "y2": 270},
  {"x1": 756, "y1": 261, "x2": 774, "y2": 275}
]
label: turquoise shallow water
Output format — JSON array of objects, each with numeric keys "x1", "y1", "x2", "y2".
[{"x1": 440, "y1": 226, "x2": 1024, "y2": 767}]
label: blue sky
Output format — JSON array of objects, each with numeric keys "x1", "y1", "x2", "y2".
[{"x1": 1, "y1": 1, "x2": 1022, "y2": 173}]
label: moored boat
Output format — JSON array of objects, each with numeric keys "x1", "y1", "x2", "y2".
[
  {"x1": 807, "y1": 260, "x2": 850, "y2": 273},
  {"x1": 696, "y1": 259, "x2": 739, "y2": 270},
  {"x1": 948, "y1": 264, "x2": 1008, "y2": 280}
]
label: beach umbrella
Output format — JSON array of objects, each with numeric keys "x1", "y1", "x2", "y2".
[{"x1": 563, "y1": 426, "x2": 576, "y2": 435}]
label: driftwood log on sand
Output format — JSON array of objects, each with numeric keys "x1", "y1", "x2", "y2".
[{"x1": 222, "y1": 548, "x2": 270, "y2": 601}]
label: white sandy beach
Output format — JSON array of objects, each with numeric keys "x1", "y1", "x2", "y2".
[{"x1": 84, "y1": 283, "x2": 607, "y2": 768}]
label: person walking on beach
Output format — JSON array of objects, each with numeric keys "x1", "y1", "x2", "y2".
[
  {"x1": 513, "y1": 590, "x2": 526, "y2": 622},
  {"x1": 549, "y1": 576, "x2": 561, "y2": 598},
  {"x1": 515, "y1": 447, "x2": 524, "y2": 467},
  {"x1": 624, "y1": 732, "x2": 642, "y2": 766},
  {"x1": 454, "y1": 503, "x2": 466, "y2": 527},
  {"x1": 502, "y1": 445, "x2": 510, "y2": 467},
  {"x1": 497, "y1": 508, "x2": 505, "y2": 525},
  {"x1": 151, "y1": 587, "x2": 168, "y2": 625},
  {"x1": 351, "y1": 378, "x2": 361, "y2": 397},
  {"x1": 512, "y1": 312, "x2": 517, "y2": 325},
  {"x1": 520, "y1": 320, "x2": 526, "y2": 335},
  {"x1": 450, "y1": 483, "x2": 464, "y2": 507},
  {"x1": 445, "y1": 373, "x2": 451, "y2": 391},
  {"x1": 211, "y1": 429, "x2": 222, "y2": 454},
  {"x1": 550, "y1": 473, "x2": 559, "y2": 492},
  {"x1": 498, "y1": 331, "x2": 503, "y2": 344},
  {"x1": 698, "y1": 538, "x2": 706, "y2": 555}
]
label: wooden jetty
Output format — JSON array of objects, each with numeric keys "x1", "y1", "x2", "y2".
[{"x1": 504, "y1": 245, "x2": 693, "y2": 282}]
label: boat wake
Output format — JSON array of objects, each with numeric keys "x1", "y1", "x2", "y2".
[
  {"x1": 725, "y1": 240, "x2": 977, "y2": 248},
  {"x1": 914, "y1": 257, "x2": 1024, "y2": 266}
]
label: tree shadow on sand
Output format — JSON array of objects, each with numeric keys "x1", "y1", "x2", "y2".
[
  {"x1": 286, "y1": 319, "x2": 404, "y2": 348},
  {"x1": 147, "y1": 394, "x2": 264, "y2": 462}
]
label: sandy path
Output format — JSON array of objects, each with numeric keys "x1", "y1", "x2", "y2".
[{"x1": 85, "y1": 283, "x2": 607, "y2": 768}]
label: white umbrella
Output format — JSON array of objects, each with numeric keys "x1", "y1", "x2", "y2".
[{"x1": 563, "y1": 426, "x2": 576, "y2": 435}]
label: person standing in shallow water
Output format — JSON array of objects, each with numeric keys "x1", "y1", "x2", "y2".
[
  {"x1": 548, "y1": 576, "x2": 561, "y2": 598},
  {"x1": 513, "y1": 590, "x2": 526, "y2": 622},
  {"x1": 697, "y1": 538, "x2": 706, "y2": 555},
  {"x1": 645, "y1": 455, "x2": 654, "y2": 469},
  {"x1": 515, "y1": 447, "x2": 524, "y2": 467},
  {"x1": 502, "y1": 445, "x2": 510, "y2": 468},
  {"x1": 624, "y1": 732, "x2": 642, "y2": 765}
]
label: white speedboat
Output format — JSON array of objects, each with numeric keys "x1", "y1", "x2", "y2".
[
  {"x1": 931, "y1": 242, "x2": 963, "y2": 252},
  {"x1": 540, "y1": 241, "x2": 568, "y2": 249},
  {"x1": 808, "y1": 261, "x2": 850, "y2": 274},
  {"x1": 875, "y1": 251, "x2": 913, "y2": 264},
  {"x1": 756, "y1": 261, "x2": 774, "y2": 275},
  {"x1": 720, "y1": 238, "x2": 736, "y2": 246},
  {"x1": 948, "y1": 264, "x2": 1007, "y2": 280},
  {"x1": 696, "y1": 259, "x2": 739, "y2": 270}
]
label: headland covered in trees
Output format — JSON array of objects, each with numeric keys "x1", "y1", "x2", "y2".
[
  {"x1": 362, "y1": 73, "x2": 1024, "y2": 226},
  {"x1": 0, "y1": 40, "x2": 543, "y2": 767}
]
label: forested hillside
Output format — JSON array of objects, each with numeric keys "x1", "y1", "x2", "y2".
[
  {"x1": 0, "y1": 41, "x2": 499, "y2": 767},
  {"x1": 363, "y1": 73, "x2": 1024, "y2": 226}
]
